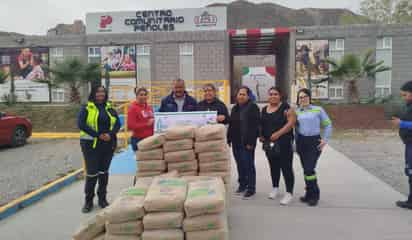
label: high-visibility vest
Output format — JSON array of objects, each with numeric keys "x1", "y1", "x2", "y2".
[{"x1": 80, "y1": 101, "x2": 117, "y2": 148}]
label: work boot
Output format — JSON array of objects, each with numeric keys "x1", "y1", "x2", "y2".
[
  {"x1": 307, "y1": 198, "x2": 319, "y2": 207},
  {"x1": 82, "y1": 200, "x2": 94, "y2": 213},
  {"x1": 242, "y1": 191, "x2": 256, "y2": 200},
  {"x1": 97, "y1": 173, "x2": 109, "y2": 208},
  {"x1": 396, "y1": 200, "x2": 412, "y2": 210}
]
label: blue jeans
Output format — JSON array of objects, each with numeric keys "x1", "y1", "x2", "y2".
[
  {"x1": 130, "y1": 137, "x2": 141, "y2": 152},
  {"x1": 232, "y1": 144, "x2": 256, "y2": 193}
]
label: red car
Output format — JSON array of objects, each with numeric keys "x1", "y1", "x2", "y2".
[{"x1": 0, "y1": 112, "x2": 32, "y2": 147}]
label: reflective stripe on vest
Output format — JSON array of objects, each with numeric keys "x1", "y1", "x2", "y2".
[{"x1": 80, "y1": 101, "x2": 116, "y2": 148}]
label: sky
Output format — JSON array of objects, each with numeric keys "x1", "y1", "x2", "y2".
[{"x1": 0, "y1": 0, "x2": 361, "y2": 35}]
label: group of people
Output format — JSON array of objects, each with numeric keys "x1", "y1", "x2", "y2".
[{"x1": 77, "y1": 78, "x2": 412, "y2": 214}]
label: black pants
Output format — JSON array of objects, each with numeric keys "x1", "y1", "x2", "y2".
[
  {"x1": 405, "y1": 143, "x2": 412, "y2": 202},
  {"x1": 232, "y1": 144, "x2": 256, "y2": 193},
  {"x1": 296, "y1": 135, "x2": 322, "y2": 200},
  {"x1": 80, "y1": 140, "x2": 115, "y2": 202},
  {"x1": 264, "y1": 141, "x2": 294, "y2": 193}
]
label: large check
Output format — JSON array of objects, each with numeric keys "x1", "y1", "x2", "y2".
[{"x1": 154, "y1": 111, "x2": 217, "y2": 133}]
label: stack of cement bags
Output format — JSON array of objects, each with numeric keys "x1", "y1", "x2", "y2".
[
  {"x1": 136, "y1": 135, "x2": 166, "y2": 177},
  {"x1": 195, "y1": 124, "x2": 231, "y2": 186},
  {"x1": 103, "y1": 178, "x2": 152, "y2": 240},
  {"x1": 183, "y1": 178, "x2": 229, "y2": 240},
  {"x1": 142, "y1": 177, "x2": 188, "y2": 240},
  {"x1": 164, "y1": 126, "x2": 198, "y2": 176}
]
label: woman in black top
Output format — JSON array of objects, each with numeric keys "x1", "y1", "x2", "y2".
[
  {"x1": 260, "y1": 87, "x2": 296, "y2": 205},
  {"x1": 228, "y1": 86, "x2": 260, "y2": 199},
  {"x1": 78, "y1": 86, "x2": 120, "y2": 213},
  {"x1": 196, "y1": 83, "x2": 230, "y2": 124}
]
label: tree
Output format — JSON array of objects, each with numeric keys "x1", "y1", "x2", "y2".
[
  {"x1": 394, "y1": 0, "x2": 412, "y2": 23},
  {"x1": 0, "y1": 69, "x2": 8, "y2": 84},
  {"x1": 326, "y1": 49, "x2": 391, "y2": 103},
  {"x1": 360, "y1": 0, "x2": 412, "y2": 23},
  {"x1": 49, "y1": 58, "x2": 101, "y2": 103}
]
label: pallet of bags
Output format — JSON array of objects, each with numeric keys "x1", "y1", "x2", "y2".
[
  {"x1": 136, "y1": 134, "x2": 166, "y2": 178},
  {"x1": 142, "y1": 177, "x2": 187, "y2": 240},
  {"x1": 195, "y1": 124, "x2": 232, "y2": 191},
  {"x1": 103, "y1": 178, "x2": 152, "y2": 240},
  {"x1": 163, "y1": 126, "x2": 198, "y2": 176},
  {"x1": 183, "y1": 177, "x2": 229, "y2": 240}
]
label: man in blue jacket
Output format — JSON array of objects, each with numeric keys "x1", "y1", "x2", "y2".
[{"x1": 159, "y1": 78, "x2": 197, "y2": 112}]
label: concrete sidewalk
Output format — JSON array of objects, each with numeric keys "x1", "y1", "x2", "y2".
[{"x1": 0, "y1": 145, "x2": 411, "y2": 240}]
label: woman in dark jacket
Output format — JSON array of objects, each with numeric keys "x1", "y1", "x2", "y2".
[
  {"x1": 228, "y1": 86, "x2": 260, "y2": 199},
  {"x1": 196, "y1": 83, "x2": 230, "y2": 124},
  {"x1": 260, "y1": 87, "x2": 296, "y2": 205},
  {"x1": 78, "y1": 85, "x2": 120, "y2": 213}
]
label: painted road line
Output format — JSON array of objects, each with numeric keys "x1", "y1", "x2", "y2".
[{"x1": 0, "y1": 168, "x2": 84, "y2": 221}]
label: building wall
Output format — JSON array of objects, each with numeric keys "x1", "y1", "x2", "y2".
[{"x1": 297, "y1": 24, "x2": 412, "y2": 103}]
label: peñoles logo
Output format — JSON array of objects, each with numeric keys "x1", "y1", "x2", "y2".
[
  {"x1": 100, "y1": 15, "x2": 113, "y2": 29},
  {"x1": 194, "y1": 11, "x2": 217, "y2": 27}
]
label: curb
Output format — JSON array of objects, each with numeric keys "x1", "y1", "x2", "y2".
[{"x1": 0, "y1": 168, "x2": 84, "y2": 221}]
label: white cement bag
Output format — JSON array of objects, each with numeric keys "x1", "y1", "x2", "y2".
[
  {"x1": 183, "y1": 213, "x2": 226, "y2": 232},
  {"x1": 164, "y1": 150, "x2": 196, "y2": 163},
  {"x1": 160, "y1": 170, "x2": 179, "y2": 177},
  {"x1": 143, "y1": 212, "x2": 184, "y2": 230},
  {"x1": 93, "y1": 233, "x2": 105, "y2": 240},
  {"x1": 181, "y1": 176, "x2": 219, "y2": 183},
  {"x1": 106, "y1": 221, "x2": 143, "y2": 235},
  {"x1": 105, "y1": 180, "x2": 151, "y2": 223},
  {"x1": 185, "y1": 226, "x2": 228, "y2": 240},
  {"x1": 73, "y1": 211, "x2": 106, "y2": 240},
  {"x1": 138, "y1": 160, "x2": 166, "y2": 172},
  {"x1": 136, "y1": 171, "x2": 163, "y2": 178},
  {"x1": 199, "y1": 161, "x2": 230, "y2": 172},
  {"x1": 195, "y1": 140, "x2": 228, "y2": 153},
  {"x1": 144, "y1": 177, "x2": 187, "y2": 212},
  {"x1": 198, "y1": 150, "x2": 230, "y2": 163},
  {"x1": 165, "y1": 126, "x2": 196, "y2": 140},
  {"x1": 163, "y1": 139, "x2": 194, "y2": 153},
  {"x1": 178, "y1": 171, "x2": 198, "y2": 177},
  {"x1": 167, "y1": 161, "x2": 198, "y2": 173},
  {"x1": 138, "y1": 134, "x2": 165, "y2": 151},
  {"x1": 105, "y1": 234, "x2": 141, "y2": 240},
  {"x1": 138, "y1": 148, "x2": 164, "y2": 161},
  {"x1": 199, "y1": 172, "x2": 231, "y2": 184},
  {"x1": 184, "y1": 179, "x2": 225, "y2": 217},
  {"x1": 142, "y1": 229, "x2": 184, "y2": 240},
  {"x1": 195, "y1": 124, "x2": 226, "y2": 142}
]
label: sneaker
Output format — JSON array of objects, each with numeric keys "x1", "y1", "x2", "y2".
[
  {"x1": 235, "y1": 187, "x2": 246, "y2": 196},
  {"x1": 299, "y1": 196, "x2": 308, "y2": 203},
  {"x1": 82, "y1": 201, "x2": 94, "y2": 213},
  {"x1": 268, "y1": 188, "x2": 279, "y2": 200},
  {"x1": 396, "y1": 200, "x2": 412, "y2": 210},
  {"x1": 280, "y1": 193, "x2": 293, "y2": 205},
  {"x1": 242, "y1": 191, "x2": 256, "y2": 200}
]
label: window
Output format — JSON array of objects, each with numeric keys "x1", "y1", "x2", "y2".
[
  {"x1": 328, "y1": 39, "x2": 345, "y2": 100},
  {"x1": 1, "y1": 55, "x2": 11, "y2": 65},
  {"x1": 328, "y1": 84, "x2": 344, "y2": 100},
  {"x1": 136, "y1": 45, "x2": 151, "y2": 88},
  {"x1": 50, "y1": 48, "x2": 64, "y2": 64},
  {"x1": 377, "y1": 37, "x2": 392, "y2": 50},
  {"x1": 88, "y1": 47, "x2": 101, "y2": 63},
  {"x1": 179, "y1": 43, "x2": 194, "y2": 88},
  {"x1": 375, "y1": 37, "x2": 392, "y2": 97},
  {"x1": 52, "y1": 88, "x2": 65, "y2": 102}
]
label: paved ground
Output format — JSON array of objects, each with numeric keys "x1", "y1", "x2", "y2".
[
  {"x1": 0, "y1": 139, "x2": 82, "y2": 206},
  {"x1": 0, "y1": 144, "x2": 411, "y2": 240},
  {"x1": 330, "y1": 130, "x2": 409, "y2": 196}
]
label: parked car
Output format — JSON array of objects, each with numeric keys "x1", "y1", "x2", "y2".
[{"x1": 0, "y1": 112, "x2": 32, "y2": 147}]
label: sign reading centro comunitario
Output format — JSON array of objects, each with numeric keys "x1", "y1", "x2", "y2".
[{"x1": 86, "y1": 7, "x2": 227, "y2": 34}]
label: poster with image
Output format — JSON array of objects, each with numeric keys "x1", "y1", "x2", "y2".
[
  {"x1": 295, "y1": 40, "x2": 329, "y2": 99},
  {"x1": 100, "y1": 46, "x2": 136, "y2": 101},
  {"x1": 0, "y1": 47, "x2": 50, "y2": 102},
  {"x1": 242, "y1": 66, "x2": 276, "y2": 102}
]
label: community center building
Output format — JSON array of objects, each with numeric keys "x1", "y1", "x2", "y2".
[{"x1": 0, "y1": 6, "x2": 411, "y2": 105}]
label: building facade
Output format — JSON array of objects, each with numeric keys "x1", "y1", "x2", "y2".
[{"x1": 0, "y1": 6, "x2": 411, "y2": 105}]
